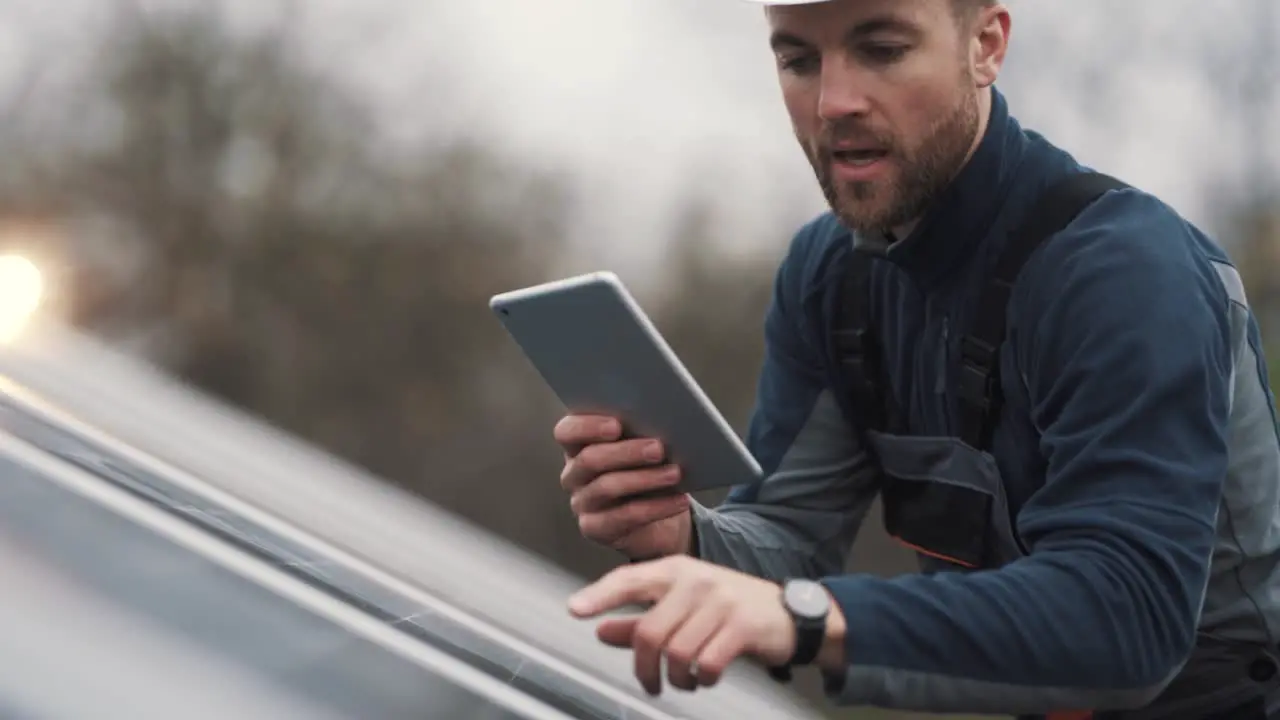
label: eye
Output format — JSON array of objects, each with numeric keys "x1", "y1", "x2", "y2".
[
  {"x1": 860, "y1": 43, "x2": 909, "y2": 64},
  {"x1": 777, "y1": 52, "x2": 820, "y2": 75}
]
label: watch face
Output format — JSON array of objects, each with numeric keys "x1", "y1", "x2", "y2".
[{"x1": 783, "y1": 580, "x2": 830, "y2": 620}]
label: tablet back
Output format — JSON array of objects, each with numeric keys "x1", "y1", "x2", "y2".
[{"x1": 490, "y1": 272, "x2": 763, "y2": 493}]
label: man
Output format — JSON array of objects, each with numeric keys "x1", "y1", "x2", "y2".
[{"x1": 556, "y1": 0, "x2": 1280, "y2": 717}]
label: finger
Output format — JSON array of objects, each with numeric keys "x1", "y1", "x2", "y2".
[
  {"x1": 571, "y1": 465, "x2": 681, "y2": 514},
  {"x1": 631, "y1": 581, "x2": 699, "y2": 696},
  {"x1": 596, "y1": 616, "x2": 638, "y2": 649},
  {"x1": 554, "y1": 415, "x2": 622, "y2": 457},
  {"x1": 561, "y1": 438, "x2": 666, "y2": 492},
  {"x1": 665, "y1": 602, "x2": 729, "y2": 691},
  {"x1": 568, "y1": 560, "x2": 674, "y2": 619},
  {"x1": 576, "y1": 493, "x2": 690, "y2": 546},
  {"x1": 694, "y1": 619, "x2": 748, "y2": 688}
]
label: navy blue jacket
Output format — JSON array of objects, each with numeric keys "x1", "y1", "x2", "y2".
[{"x1": 690, "y1": 88, "x2": 1280, "y2": 715}]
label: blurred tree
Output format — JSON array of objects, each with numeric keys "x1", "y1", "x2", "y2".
[
  {"x1": 649, "y1": 197, "x2": 774, "y2": 438},
  {"x1": 19, "y1": 0, "x2": 922, "y2": 589},
  {"x1": 0, "y1": 1, "x2": 624, "y2": 575},
  {"x1": 0, "y1": 0, "x2": 986, "y2": 622}
]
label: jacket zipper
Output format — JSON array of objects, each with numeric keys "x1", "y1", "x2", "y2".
[{"x1": 935, "y1": 313, "x2": 952, "y2": 435}]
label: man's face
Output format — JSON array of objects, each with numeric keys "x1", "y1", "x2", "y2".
[{"x1": 767, "y1": 0, "x2": 1006, "y2": 235}]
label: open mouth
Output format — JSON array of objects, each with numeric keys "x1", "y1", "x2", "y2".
[{"x1": 832, "y1": 149, "x2": 888, "y2": 167}]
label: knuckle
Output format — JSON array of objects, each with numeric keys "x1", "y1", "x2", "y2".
[
  {"x1": 595, "y1": 472, "x2": 627, "y2": 501},
  {"x1": 725, "y1": 603, "x2": 748, "y2": 624},
  {"x1": 621, "y1": 497, "x2": 653, "y2": 525},
  {"x1": 555, "y1": 416, "x2": 589, "y2": 446},
  {"x1": 708, "y1": 582, "x2": 734, "y2": 603},
  {"x1": 628, "y1": 467, "x2": 662, "y2": 494},
  {"x1": 552, "y1": 416, "x2": 571, "y2": 439},
  {"x1": 692, "y1": 578, "x2": 717, "y2": 598},
  {"x1": 666, "y1": 645, "x2": 695, "y2": 666},
  {"x1": 634, "y1": 624, "x2": 664, "y2": 651},
  {"x1": 698, "y1": 662, "x2": 725, "y2": 685},
  {"x1": 652, "y1": 464, "x2": 680, "y2": 486},
  {"x1": 637, "y1": 631, "x2": 664, "y2": 652},
  {"x1": 577, "y1": 513, "x2": 602, "y2": 539},
  {"x1": 599, "y1": 565, "x2": 631, "y2": 588},
  {"x1": 625, "y1": 438, "x2": 657, "y2": 464},
  {"x1": 580, "y1": 514, "x2": 621, "y2": 543},
  {"x1": 730, "y1": 613, "x2": 759, "y2": 640},
  {"x1": 605, "y1": 499, "x2": 639, "y2": 524},
  {"x1": 572, "y1": 446, "x2": 599, "y2": 473}
]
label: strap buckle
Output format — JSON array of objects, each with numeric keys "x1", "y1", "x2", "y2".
[
  {"x1": 831, "y1": 327, "x2": 871, "y2": 361},
  {"x1": 957, "y1": 336, "x2": 997, "y2": 411}
]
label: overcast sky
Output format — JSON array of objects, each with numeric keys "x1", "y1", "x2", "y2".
[{"x1": 0, "y1": 0, "x2": 1276, "y2": 275}]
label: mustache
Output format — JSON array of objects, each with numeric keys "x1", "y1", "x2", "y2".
[{"x1": 815, "y1": 121, "x2": 895, "y2": 154}]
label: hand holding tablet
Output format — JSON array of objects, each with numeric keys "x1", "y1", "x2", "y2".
[{"x1": 490, "y1": 272, "x2": 763, "y2": 557}]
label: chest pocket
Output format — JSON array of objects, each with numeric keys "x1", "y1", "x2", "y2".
[
  {"x1": 866, "y1": 431, "x2": 1024, "y2": 570},
  {"x1": 832, "y1": 172, "x2": 1130, "y2": 573}
]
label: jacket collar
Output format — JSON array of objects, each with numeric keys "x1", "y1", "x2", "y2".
[{"x1": 852, "y1": 87, "x2": 1028, "y2": 291}]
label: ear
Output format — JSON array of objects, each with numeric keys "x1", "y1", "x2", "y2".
[{"x1": 971, "y1": 4, "x2": 1011, "y2": 88}]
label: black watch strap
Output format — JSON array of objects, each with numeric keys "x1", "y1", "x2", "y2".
[
  {"x1": 767, "y1": 664, "x2": 794, "y2": 682},
  {"x1": 767, "y1": 622, "x2": 822, "y2": 684},
  {"x1": 790, "y1": 616, "x2": 825, "y2": 666},
  {"x1": 768, "y1": 579, "x2": 829, "y2": 683}
]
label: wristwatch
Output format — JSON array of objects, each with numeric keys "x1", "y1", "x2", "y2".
[{"x1": 767, "y1": 578, "x2": 831, "y2": 683}]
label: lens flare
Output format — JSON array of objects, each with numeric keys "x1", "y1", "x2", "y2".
[{"x1": 0, "y1": 255, "x2": 45, "y2": 342}]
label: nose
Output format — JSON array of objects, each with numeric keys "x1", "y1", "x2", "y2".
[{"x1": 816, "y1": 57, "x2": 872, "y2": 122}]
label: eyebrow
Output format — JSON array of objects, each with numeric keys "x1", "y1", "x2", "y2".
[{"x1": 768, "y1": 16, "x2": 922, "y2": 52}]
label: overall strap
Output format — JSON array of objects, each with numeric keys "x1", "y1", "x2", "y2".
[
  {"x1": 956, "y1": 171, "x2": 1130, "y2": 450},
  {"x1": 831, "y1": 250, "x2": 897, "y2": 434}
]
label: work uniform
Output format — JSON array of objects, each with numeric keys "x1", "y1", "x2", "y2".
[{"x1": 690, "y1": 88, "x2": 1280, "y2": 718}]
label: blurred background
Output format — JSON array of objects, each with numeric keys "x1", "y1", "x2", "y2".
[{"x1": 0, "y1": 0, "x2": 1275, "y2": 717}]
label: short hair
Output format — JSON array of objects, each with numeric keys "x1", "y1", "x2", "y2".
[{"x1": 950, "y1": 0, "x2": 996, "y2": 20}]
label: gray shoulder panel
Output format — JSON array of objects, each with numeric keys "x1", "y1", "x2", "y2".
[
  {"x1": 694, "y1": 389, "x2": 879, "y2": 581},
  {"x1": 1201, "y1": 260, "x2": 1280, "y2": 647}
]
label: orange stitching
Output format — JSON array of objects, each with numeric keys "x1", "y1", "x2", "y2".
[{"x1": 887, "y1": 535, "x2": 979, "y2": 569}]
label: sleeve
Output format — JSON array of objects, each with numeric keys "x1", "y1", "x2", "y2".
[
  {"x1": 817, "y1": 192, "x2": 1234, "y2": 714},
  {"x1": 691, "y1": 223, "x2": 882, "y2": 582}
]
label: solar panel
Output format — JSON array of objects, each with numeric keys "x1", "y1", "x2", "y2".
[
  {"x1": 0, "y1": 323, "x2": 825, "y2": 720},
  {"x1": 0, "y1": 442, "x2": 566, "y2": 720}
]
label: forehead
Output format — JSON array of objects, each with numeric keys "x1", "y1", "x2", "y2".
[{"x1": 765, "y1": 0, "x2": 951, "y2": 42}]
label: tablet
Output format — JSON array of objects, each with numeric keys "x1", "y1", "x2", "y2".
[{"x1": 489, "y1": 271, "x2": 763, "y2": 493}]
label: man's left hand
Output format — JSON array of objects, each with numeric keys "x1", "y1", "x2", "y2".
[{"x1": 568, "y1": 556, "x2": 823, "y2": 695}]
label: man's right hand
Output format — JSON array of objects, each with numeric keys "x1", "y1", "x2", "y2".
[{"x1": 555, "y1": 414, "x2": 693, "y2": 561}]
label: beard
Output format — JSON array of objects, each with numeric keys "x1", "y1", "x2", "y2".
[{"x1": 805, "y1": 87, "x2": 981, "y2": 237}]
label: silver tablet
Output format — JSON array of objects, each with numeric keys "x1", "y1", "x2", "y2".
[{"x1": 490, "y1": 271, "x2": 763, "y2": 493}]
